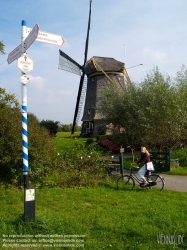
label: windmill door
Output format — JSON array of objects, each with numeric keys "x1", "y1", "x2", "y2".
[{"x1": 83, "y1": 121, "x2": 94, "y2": 135}]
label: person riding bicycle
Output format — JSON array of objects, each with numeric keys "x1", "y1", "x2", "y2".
[{"x1": 137, "y1": 146, "x2": 151, "y2": 186}]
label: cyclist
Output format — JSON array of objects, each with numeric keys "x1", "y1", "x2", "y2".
[{"x1": 137, "y1": 146, "x2": 151, "y2": 186}]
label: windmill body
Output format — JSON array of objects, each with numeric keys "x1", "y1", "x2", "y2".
[{"x1": 81, "y1": 56, "x2": 125, "y2": 137}]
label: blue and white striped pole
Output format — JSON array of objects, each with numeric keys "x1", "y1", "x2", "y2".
[{"x1": 21, "y1": 20, "x2": 29, "y2": 188}]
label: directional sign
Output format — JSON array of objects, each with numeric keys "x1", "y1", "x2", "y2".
[
  {"x1": 21, "y1": 75, "x2": 30, "y2": 85},
  {"x1": 27, "y1": 28, "x2": 65, "y2": 46},
  {"x1": 24, "y1": 24, "x2": 39, "y2": 50},
  {"x1": 18, "y1": 55, "x2": 33, "y2": 74},
  {"x1": 7, "y1": 44, "x2": 22, "y2": 64}
]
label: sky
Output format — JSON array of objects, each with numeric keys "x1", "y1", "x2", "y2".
[{"x1": 0, "y1": 0, "x2": 187, "y2": 124}]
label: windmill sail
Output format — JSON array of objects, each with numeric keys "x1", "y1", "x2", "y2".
[
  {"x1": 75, "y1": 76, "x2": 87, "y2": 124},
  {"x1": 71, "y1": 0, "x2": 92, "y2": 134},
  {"x1": 58, "y1": 50, "x2": 82, "y2": 76}
]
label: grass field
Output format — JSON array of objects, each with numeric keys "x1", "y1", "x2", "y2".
[
  {"x1": 0, "y1": 184, "x2": 187, "y2": 250},
  {"x1": 1, "y1": 134, "x2": 187, "y2": 249}
]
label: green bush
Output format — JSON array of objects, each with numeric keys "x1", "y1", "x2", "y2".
[
  {"x1": 97, "y1": 135, "x2": 113, "y2": 141},
  {"x1": 86, "y1": 138, "x2": 94, "y2": 144},
  {"x1": 171, "y1": 147, "x2": 187, "y2": 167},
  {"x1": 0, "y1": 88, "x2": 56, "y2": 185},
  {"x1": 37, "y1": 141, "x2": 108, "y2": 188},
  {"x1": 27, "y1": 114, "x2": 56, "y2": 184}
]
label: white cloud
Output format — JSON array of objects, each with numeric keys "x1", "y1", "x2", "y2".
[
  {"x1": 28, "y1": 75, "x2": 46, "y2": 90},
  {"x1": 143, "y1": 47, "x2": 166, "y2": 62}
]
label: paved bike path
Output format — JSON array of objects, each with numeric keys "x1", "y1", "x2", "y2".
[{"x1": 159, "y1": 173, "x2": 187, "y2": 192}]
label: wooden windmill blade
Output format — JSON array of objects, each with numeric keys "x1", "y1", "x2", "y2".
[
  {"x1": 58, "y1": 50, "x2": 82, "y2": 76},
  {"x1": 71, "y1": 0, "x2": 92, "y2": 134},
  {"x1": 58, "y1": 0, "x2": 92, "y2": 134}
]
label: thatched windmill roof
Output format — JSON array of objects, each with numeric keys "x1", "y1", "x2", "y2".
[{"x1": 84, "y1": 56, "x2": 124, "y2": 76}]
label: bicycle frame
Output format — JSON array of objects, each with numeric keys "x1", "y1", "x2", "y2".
[{"x1": 127, "y1": 168, "x2": 144, "y2": 184}]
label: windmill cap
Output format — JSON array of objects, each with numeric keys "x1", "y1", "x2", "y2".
[{"x1": 85, "y1": 56, "x2": 124, "y2": 76}]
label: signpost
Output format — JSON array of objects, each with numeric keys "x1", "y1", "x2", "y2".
[{"x1": 7, "y1": 19, "x2": 65, "y2": 222}]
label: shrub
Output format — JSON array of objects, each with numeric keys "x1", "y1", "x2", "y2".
[
  {"x1": 171, "y1": 147, "x2": 187, "y2": 167},
  {"x1": 97, "y1": 135, "x2": 113, "y2": 141},
  {"x1": 0, "y1": 88, "x2": 56, "y2": 185},
  {"x1": 87, "y1": 138, "x2": 94, "y2": 144},
  {"x1": 38, "y1": 141, "x2": 107, "y2": 188},
  {"x1": 97, "y1": 139, "x2": 120, "y2": 153}
]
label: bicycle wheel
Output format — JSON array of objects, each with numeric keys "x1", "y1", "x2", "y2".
[
  {"x1": 149, "y1": 174, "x2": 165, "y2": 191},
  {"x1": 117, "y1": 175, "x2": 135, "y2": 190}
]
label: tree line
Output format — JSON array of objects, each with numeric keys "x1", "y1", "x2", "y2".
[{"x1": 99, "y1": 66, "x2": 187, "y2": 150}]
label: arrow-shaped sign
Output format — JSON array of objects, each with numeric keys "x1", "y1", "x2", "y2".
[
  {"x1": 24, "y1": 24, "x2": 39, "y2": 50},
  {"x1": 7, "y1": 44, "x2": 22, "y2": 64},
  {"x1": 7, "y1": 23, "x2": 39, "y2": 65},
  {"x1": 27, "y1": 28, "x2": 65, "y2": 46}
]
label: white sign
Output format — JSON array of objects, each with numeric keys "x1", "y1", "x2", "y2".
[
  {"x1": 18, "y1": 55, "x2": 33, "y2": 73},
  {"x1": 7, "y1": 44, "x2": 22, "y2": 64},
  {"x1": 21, "y1": 75, "x2": 30, "y2": 85},
  {"x1": 24, "y1": 24, "x2": 39, "y2": 50},
  {"x1": 25, "y1": 189, "x2": 35, "y2": 202},
  {"x1": 27, "y1": 28, "x2": 65, "y2": 46}
]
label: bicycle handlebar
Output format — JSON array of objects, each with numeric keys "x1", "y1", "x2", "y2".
[{"x1": 131, "y1": 163, "x2": 139, "y2": 169}]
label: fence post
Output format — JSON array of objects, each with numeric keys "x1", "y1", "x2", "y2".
[
  {"x1": 165, "y1": 147, "x2": 170, "y2": 171},
  {"x1": 120, "y1": 145, "x2": 125, "y2": 176}
]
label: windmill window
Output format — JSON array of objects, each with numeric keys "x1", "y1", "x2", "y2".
[
  {"x1": 88, "y1": 109, "x2": 91, "y2": 115},
  {"x1": 86, "y1": 122, "x2": 90, "y2": 128}
]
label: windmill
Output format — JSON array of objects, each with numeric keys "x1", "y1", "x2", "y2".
[{"x1": 58, "y1": 0, "x2": 132, "y2": 137}]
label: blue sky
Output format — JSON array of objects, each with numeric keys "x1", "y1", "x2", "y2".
[{"x1": 0, "y1": 0, "x2": 187, "y2": 124}]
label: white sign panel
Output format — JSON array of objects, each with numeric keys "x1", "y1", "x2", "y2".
[
  {"x1": 7, "y1": 44, "x2": 22, "y2": 64},
  {"x1": 25, "y1": 189, "x2": 35, "y2": 202},
  {"x1": 27, "y1": 28, "x2": 65, "y2": 46},
  {"x1": 24, "y1": 24, "x2": 39, "y2": 50},
  {"x1": 18, "y1": 55, "x2": 33, "y2": 73},
  {"x1": 21, "y1": 75, "x2": 30, "y2": 85}
]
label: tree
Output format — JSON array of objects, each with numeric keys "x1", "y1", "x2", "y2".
[
  {"x1": 40, "y1": 120, "x2": 59, "y2": 136},
  {"x1": 61, "y1": 124, "x2": 71, "y2": 132},
  {"x1": 0, "y1": 88, "x2": 21, "y2": 182},
  {"x1": 0, "y1": 88, "x2": 56, "y2": 184},
  {"x1": 99, "y1": 67, "x2": 187, "y2": 150},
  {"x1": 0, "y1": 41, "x2": 5, "y2": 55}
]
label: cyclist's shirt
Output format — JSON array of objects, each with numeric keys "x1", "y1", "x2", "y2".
[{"x1": 137, "y1": 153, "x2": 150, "y2": 167}]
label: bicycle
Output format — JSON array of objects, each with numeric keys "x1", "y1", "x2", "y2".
[
  {"x1": 117, "y1": 163, "x2": 165, "y2": 191},
  {"x1": 105, "y1": 163, "x2": 120, "y2": 176}
]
